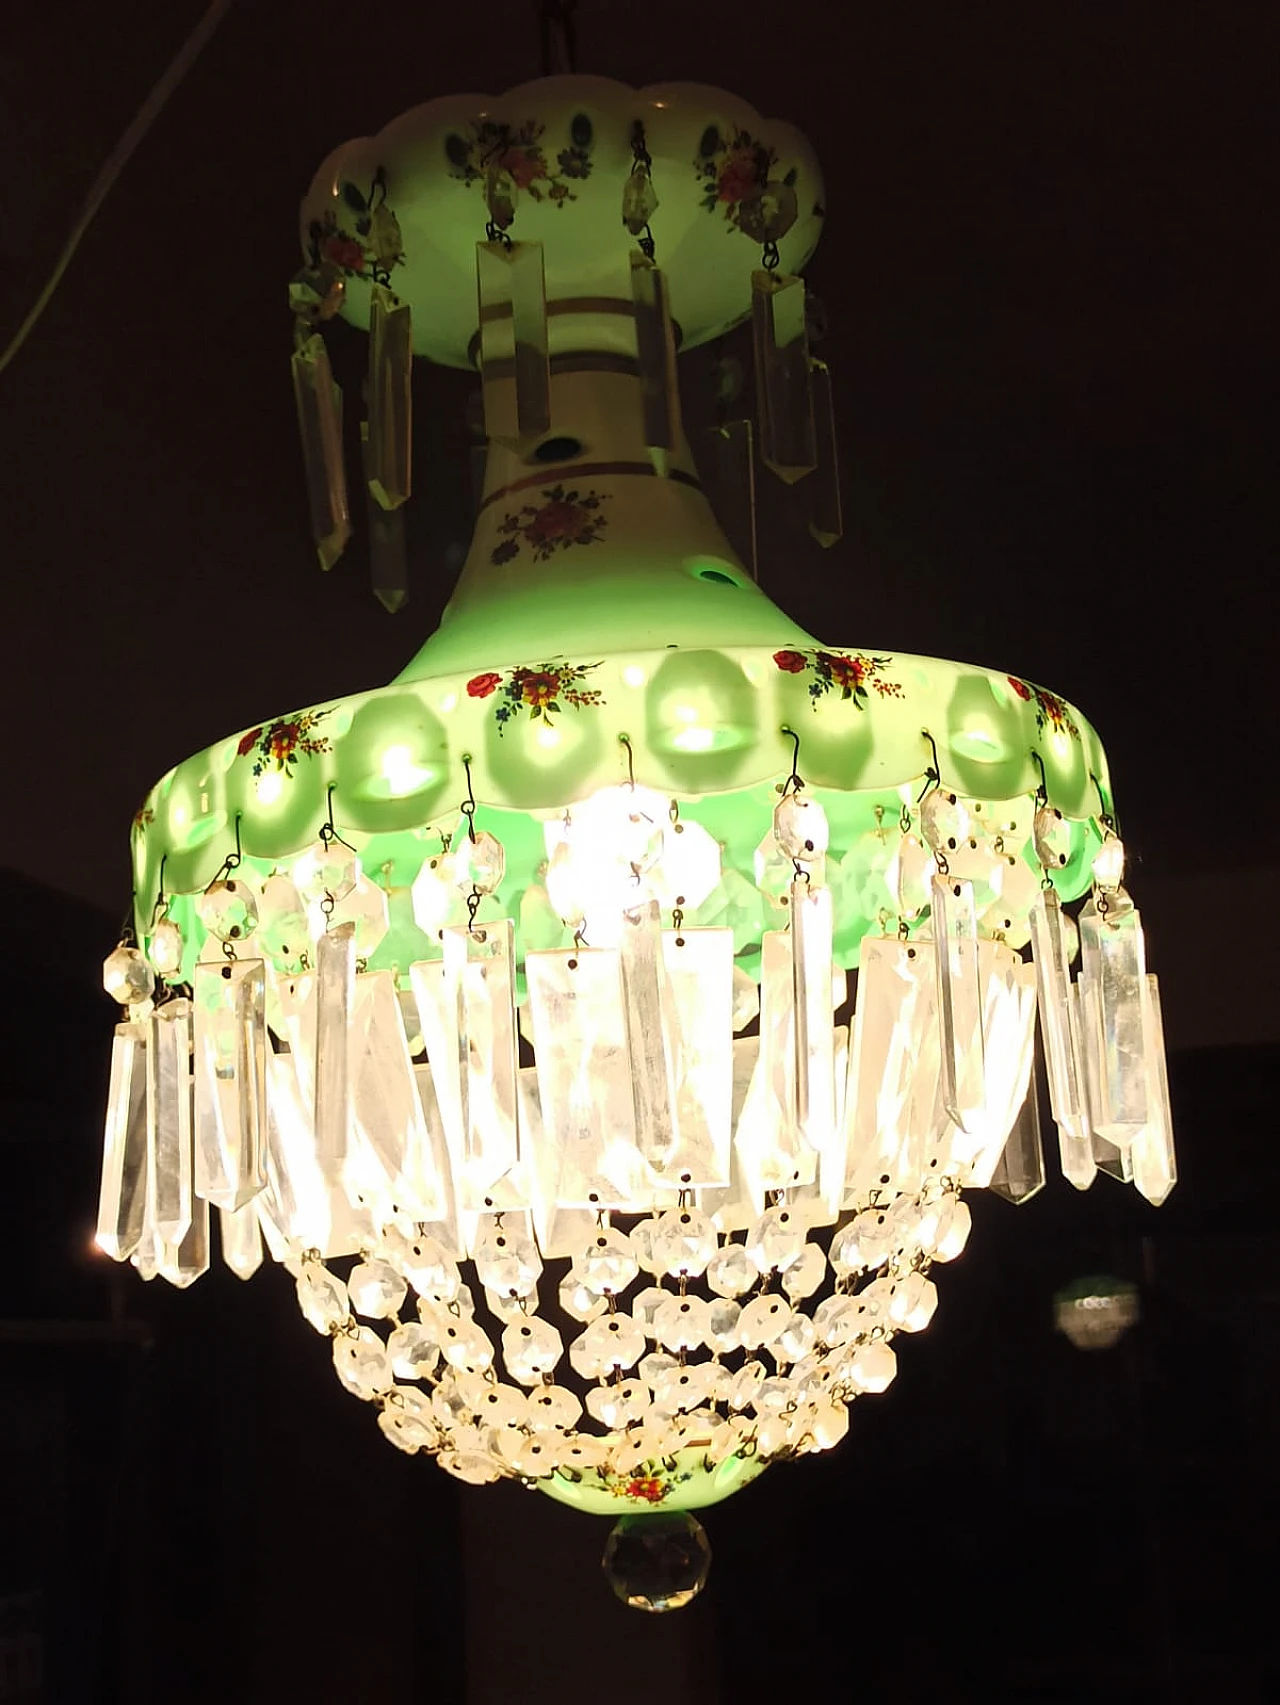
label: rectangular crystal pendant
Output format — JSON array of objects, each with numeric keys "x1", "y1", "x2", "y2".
[
  {"x1": 1029, "y1": 888, "x2": 1087, "y2": 1142},
  {"x1": 630, "y1": 253, "x2": 680, "y2": 475},
  {"x1": 1078, "y1": 896, "x2": 1149, "y2": 1143},
  {"x1": 525, "y1": 947, "x2": 648, "y2": 1209},
  {"x1": 1130, "y1": 974, "x2": 1177, "y2": 1205},
  {"x1": 410, "y1": 1064, "x2": 465, "y2": 1256},
  {"x1": 806, "y1": 359, "x2": 843, "y2": 547},
  {"x1": 361, "y1": 422, "x2": 409, "y2": 613},
  {"x1": 618, "y1": 900, "x2": 679, "y2": 1181},
  {"x1": 258, "y1": 1050, "x2": 369, "y2": 1260},
  {"x1": 158, "y1": 1194, "x2": 209, "y2": 1290},
  {"x1": 314, "y1": 923, "x2": 356, "y2": 1186},
  {"x1": 736, "y1": 931, "x2": 818, "y2": 1205},
  {"x1": 660, "y1": 926, "x2": 734, "y2": 1188},
  {"x1": 291, "y1": 332, "x2": 351, "y2": 571},
  {"x1": 819, "y1": 1024, "x2": 852, "y2": 1217},
  {"x1": 963, "y1": 946, "x2": 1037, "y2": 1180},
  {"x1": 366, "y1": 283, "x2": 412, "y2": 510},
  {"x1": 522, "y1": 1064, "x2": 598, "y2": 1257},
  {"x1": 701, "y1": 419, "x2": 758, "y2": 581},
  {"x1": 193, "y1": 961, "x2": 266, "y2": 1212},
  {"x1": 218, "y1": 1201, "x2": 263, "y2": 1281},
  {"x1": 1076, "y1": 976, "x2": 1134, "y2": 1181},
  {"x1": 349, "y1": 970, "x2": 450, "y2": 1222},
  {"x1": 843, "y1": 935, "x2": 935, "y2": 1203},
  {"x1": 96, "y1": 1021, "x2": 149, "y2": 1260},
  {"x1": 989, "y1": 1073, "x2": 1046, "y2": 1204},
  {"x1": 443, "y1": 921, "x2": 524, "y2": 1210},
  {"x1": 148, "y1": 997, "x2": 194, "y2": 1243},
  {"x1": 750, "y1": 269, "x2": 817, "y2": 483},
  {"x1": 476, "y1": 239, "x2": 551, "y2": 447},
  {"x1": 791, "y1": 880, "x2": 837, "y2": 1155},
  {"x1": 931, "y1": 874, "x2": 987, "y2": 1136},
  {"x1": 701, "y1": 1036, "x2": 763, "y2": 1230}
]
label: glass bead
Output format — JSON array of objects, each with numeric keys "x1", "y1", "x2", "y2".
[
  {"x1": 384, "y1": 1230, "x2": 460, "y2": 1301},
  {"x1": 438, "y1": 1317, "x2": 495, "y2": 1374},
  {"x1": 333, "y1": 1326, "x2": 392, "y2": 1400},
  {"x1": 570, "y1": 1313, "x2": 647, "y2": 1378},
  {"x1": 638, "y1": 1351, "x2": 680, "y2": 1390},
  {"x1": 438, "y1": 1449, "x2": 503, "y2": 1485},
  {"x1": 839, "y1": 830, "x2": 897, "y2": 925},
  {"x1": 603, "y1": 1510, "x2": 711, "y2": 1615},
  {"x1": 812, "y1": 1294, "x2": 860, "y2": 1347},
  {"x1": 631, "y1": 1285, "x2": 670, "y2": 1332},
  {"x1": 102, "y1": 944, "x2": 155, "y2": 1006},
  {"x1": 755, "y1": 1411, "x2": 794, "y2": 1456},
  {"x1": 410, "y1": 850, "x2": 463, "y2": 934},
  {"x1": 622, "y1": 170, "x2": 660, "y2": 234},
  {"x1": 576, "y1": 1226, "x2": 640, "y2": 1293},
  {"x1": 387, "y1": 1322, "x2": 440, "y2": 1381},
  {"x1": 830, "y1": 1208, "x2": 894, "y2": 1274},
  {"x1": 778, "y1": 1310, "x2": 816, "y2": 1362},
  {"x1": 774, "y1": 793, "x2": 829, "y2": 861},
  {"x1": 586, "y1": 1378, "x2": 648, "y2": 1429},
  {"x1": 888, "y1": 1271, "x2": 938, "y2": 1332},
  {"x1": 752, "y1": 1375, "x2": 797, "y2": 1415},
  {"x1": 652, "y1": 1295, "x2": 708, "y2": 1354},
  {"x1": 296, "y1": 1263, "x2": 349, "y2": 1334},
  {"x1": 806, "y1": 1400, "x2": 850, "y2": 1451},
  {"x1": 501, "y1": 1317, "x2": 563, "y2": 1385},
  {"x1": 652, "y1": 1362, "x2": 713, "y2": 1413},
  {"x1": 293, "y1": 837, "x2": 359, "y2": 906},
  {"x1": 699, "y1": 1362, "x2": 733, "y2": 1403},
  {"x1": 472, "y1": 1381, "x2": 527, "y2": 1430},
  {"x1": 727, "y1": 1360, "x2": 766, "y2": 1411},
  {"x1": 919, "y1": 788, "x2": 970, "y2": 856},
  {"x1": 379, "y1": 1401, "x2": 438, "y2": 1454},
  {"x1": 653, "y1": 1208, "x2": 717, "y2": 1278},
  {"x1": 314, "y1": 874, "x2": 390, "y2": 958},
  {"x1": 1062, "y1": 910, "x2": 1080, "y2": 966},
  {"x1": 650, "y1": 819, "x2": 722, "y2": 912},
  {"x1": 257, "y1": 873, "x2": 310, "y2": 971},
  {"x1": 852, "y1": 1276, "x2": 896, "y2": 1333},
  {"x1": 454, "y1": 829, "x2": 506, "y2": 895},
  {"x1": 559, "y1": 1271, "x2": 608, "y2": 1322},
  {"x1": 731, "y1": 966, "x2": 760, "y2": 1031},
  {"x1": 945, "y1": 836, "x2": 1004, "y2": 911},
  {"x1": 737, "y1": 1293, "x2": 790, "y2": 1349},
  {"x1": 705, "y1": 1297, "x2": 742, "y2": 1353},
  {"x1": 473, "y1": 1219, "x2": 542, "y2": 1298},
  {"x1": 484, "y1": 1287, "x2": 529, "y2": 1324},
  {"x1": 921, "y1": 1194, "x2": 971, "y2": 1261},
  {"x1": 782, "y1": 1243, "x2": 827, "y2": 1300},
  {"x1": 706, "y1": 1242, "x2": 757, "y2": 1297},
  {"x1": 577, "y1": 785, "x2": 668, "y2": 873},
  {"x1": 525, "y1": 1384, "x2": 582, "y2": 1431},
  {"x1": 348, "y1": 1259, "x2": 407, "y2": 1320},
  {"x1": 886, "y1": 833, "x2": 936, "y2": 919},
  {"x1": 630, "y1": 1218, "x2": 664, "y2": 1274},
  {"x1": 559, "y1": 1434, "x2": 610, "y2": 1473},
  {"x1": 1092, "y1": 836, "x2": 1126, "y2": 891},
  {"x1": 848, "y1": 1339, "x2": 897, "y2": 1393},
  {"x1": 198, "y1": 877, "x2": 260, "y2": 943},
  {"x1": 1033, "y1": 805, "x2": 1071, "y2": 870},
  {"x1": 744, "y1": 1205, "x2": 806, "y2": 1273},
  {"x1": 148, "y1": 918, "x2": 185, "y2": 977}
]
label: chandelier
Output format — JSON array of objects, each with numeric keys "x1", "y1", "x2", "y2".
[{"x1": 94, "y1": 70, "x2": 1176, "y2": 1613}]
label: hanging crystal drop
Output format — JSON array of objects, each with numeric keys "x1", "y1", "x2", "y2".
[
  {"x1": 314, "y1": 923, "x2": 356, "y2": 1185},
  {"x1": 1032, "y1": 806, "x2": 1071, "y2": 871},
  {"x1": 443, "y1": 919, "x2": 523, "y2": 1209},
  {"x1": 1028, "y1": 888, "x2": 1087, "y2": 1142},
  {"x1": 291, "y1": 330, "x2": 351, "y2": 570},
  {"x1": 158, "y1": 1196, "x2": 210, "y2": 1290},
  {"x1": 257, "y1": 872, "x2": 310, "y2": 973},
  {"x1": 147, "y1": 997, "x2": 194, "y2": 1242},
  {"x1": 1078, "y1": 891, "x2": 1149, "y2": 1143},
  {"x1": 453, "y1": 831, "x2": 506, "y2": 895},
  {"x1": 631, "y1": 253, "x2": 680, "y2": 475},
  {"x1": 735, "y1": 931, "x2": 817, "y2": 1204},
  {"x1": 198, "y1": 877, "x2": 260, "y2": 944},
  {"x1": 476, "y1": 240, "x2": 551, "y2": 448},
  {"x1": 366, "y1": 283, "x2": 412, "y2": 510},
  {"x1": 919, "y1": 788, "x2": 970, "y2": 857},
  {"x1": 790, "y1": 879, "x2": 836, "y2": 1154},
  {"x1": 218, "y1": 1201, "x2": 263, "y2": 1281},
  {"x1": 361, "y1": 420, "x2": 409, "y2": 613},
  {"x1": 1092, "y1": 836, "x2": 1126, "y2": 891},
  {"x1": 649, "y1": 819, "x2": 723, "y2": 913},
  {"x1": 843, "y1": 935, "x2": 935, "y2": 1201},
  {"x1": 774, "y1": 794, "x2": 829, "y2": 862},
  {"x1": 103, "y1": 944, "x2": 154, "y2": 1007},
  {"x1": 887, "y1": 833, "x2": 936, "y2": 920},
  {"x1": 989, "y1": 1077, "x2": 1046, "y2": 1204},
  {"x1": 148, "y1": 917, "x2": 185, "y2": 978},
  {"x1": 750, "y1": 269, "x2": 817, "y2": 483},
  {"x1": 349, "y1": 969, "x2": 449, "y2": 1223},
  {"x1": 192, "y1": 959, "x2": 267, "y2": 1212},
  {"x1": 292, "y1": 838, "x2": 359, "y2": 907},
  {"x1": 1130, "y1": 974, "x2": 1177, "y2": 1205},
  {"x1": 95, "y1": 1022, "x2": 149, "y2": 1259},
  {"x1": 806, "y1": 358, "x2": 842, "y2": 546},
  {"x1": 930, "y1": 874, "x2": 986, "y2": 1134},
  {"x1": 411, "y1": 848, "x2": 463, "y2": 936},
  {"x1": 659, "y1": 926, "x2": 734, "y2": 1187},
  {"x1": 617, "y1": 900, "x2": 680, "y2": 1180}
]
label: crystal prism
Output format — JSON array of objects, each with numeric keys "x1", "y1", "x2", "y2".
[
  {"x1": 96, "y1": 1022, "x2": 149, "y2": 1259},
  {"x1": 750, "y1": 269, "x2": 816, "y2": 483},
  {"x1": 617, "y1": 901, "x2": 679, "y2": 1179},
  {"x1": 989, "y1": 1075, "x2": 1046, "y2": 1204},
  {"x1": 930, "y1": 875, "x2": 986, "y2": 1135},
  {"x1": 700, "y1": 419, "x2": 758, "y2": 581},
  {"x1": 366, "y1": 283, "x2": 412, "y2": 510},
  {"x1": 476, "y1": 239, "x2": 551, "y2": 447},
  {"x1": 291, "y1": 332, "x2": 351, "y2": 571},
  {"x1": 362, "y1": 421, "x2": 409, "y2": 612},
  {"x1": 349, "y1": 969, "x2": 450, "y2": 1223},
  {"x1": 631, "y1": 254, "x2": 680, "y2": 474},
  {"x1": 157, "y1": 1196, "x2": 210, "y2": 1290},
  {"x1": 443, "y1": 920, "x2": 522, "y2": 1208},
  {"x1": 192, "y1": 959, "x2": 267, "y2": 1211},
  {"x1": 659, "y1": 927, "x2": 734, "y2": 1187},
  {"x1": 806, "y1": 358, "x2": 842, "y2": 546},
  {"x1": 1078, "y1": 893, "x2": 1149, "y2": 1143},
  {"x1": 218, "y1": 1201, "x2": 263, "y2": 1280},
  {"x1": 103, "y1": 944, "x2": 154, "y2": 1007},
  {"x1": 791, "y1": 880, "x2": 836, "y2": 1154},
  {"x1": 314, "y1": 923, "x2": 356, "y2": 1185},
  {"x1": 843, "y1": 935, "x2": 935, "y2": 1202},
  {"x1": 1130, "y1": 975, "x2": 1177, "y2": 1205},
  {"x1": 1029, "y1": 888, "x2": 1087, "y2": 1142},
  {"x1": 147, "y1": 998, "x2": 194, "y2": 1242},
  {"x1": 735, "y1": 931, "x2": 817, "y2": 1205}
]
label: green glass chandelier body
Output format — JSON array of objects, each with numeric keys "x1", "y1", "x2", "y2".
[{"x1": 97, "y1": 76, "x2": 1175, "y2": 1607}]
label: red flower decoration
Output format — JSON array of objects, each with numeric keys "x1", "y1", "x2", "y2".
[
  {"x1": 773, "y1": 650, "x2": 807, "y2": 673},
  {"x1": 824, "y1": 653, "x2": 866, "y2": 692},
  {"x1": 467, "y1": 672, "x2": 502, "y2": 699},
  {"x1": 528, "y1": 499, "x2": 584, "y2": 543},
  {"x1": 517, "y1": 669, "x2": 561, "y2": 709},
  {"x1": 322, "y1": 234, "x2": 366, "y2": 272},
  {"x1": 624, "y1": 1476, "x2": 667, "y2": 1504},
  {"x1": 1008, "y1": 675, "x2": 1032, "y2": 701},
  {"x1": 237, "y1": 727, "x2": 263, "y2": 757},
  {"x1": 717, "y1": 152, "x2": 760, "y2": 205},
  {"x1": 500, "y1": 146, "x2": 547, "y2": 191}
]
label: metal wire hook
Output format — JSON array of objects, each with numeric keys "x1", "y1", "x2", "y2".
[
  {"x1": 211, "y1": 814, "x2": 244, "y2": 884},
  {"x1": 1029, "y1": 748, "x2": 1049, "y2": 806},
  {"x1": 916, "y1": 729, "x2": 942, "y2": 803},
  {"x1": 779, "y1": 725, "x2": 804, "y2": 795},
  {"x1": 618, "y1": 732, "x2": 636, "y2": 790},
  {"x1": 1089, "y1": 770, "x2": 1120, "y2": 836},
  {"x1": 319, "y1": 785, "x2": 356, "y2": 852},
  {"x1": 460, "y1": 754, "x2": 478, "y2": 842}
]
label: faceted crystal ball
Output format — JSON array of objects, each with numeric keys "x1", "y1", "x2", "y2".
[{"x1": 602, "y1": 1511, "x2": 711, "y2": 1613}]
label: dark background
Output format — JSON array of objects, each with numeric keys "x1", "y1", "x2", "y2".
[{"x1": 2, "y1": 2, "x2": 1276, "y2": 1700}]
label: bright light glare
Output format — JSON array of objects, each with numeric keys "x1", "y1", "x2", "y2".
[
  {"x1": 672, "y1": 726, "x2": 715, "y2": 753},
  {"x1": 623, "y1": 665, "x2": 646, "y2": 687},
  {"x1": 381, "y1": 744, "x2": 432, "y2": 796},
  {"x1": 256, "y1": 771, "x2": 284, "y2": 805}
]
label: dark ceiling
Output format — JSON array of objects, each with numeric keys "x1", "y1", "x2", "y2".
[{"x1": 1, "y1": 0, "x2": 1270, "y2": 911}]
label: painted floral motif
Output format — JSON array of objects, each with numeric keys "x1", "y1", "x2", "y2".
[
  {"x1": 1008, "y1": 676, "x2": 1080, "y2": 739},
  {"x1": 305, "y1": 167, "x2": 404, "y2": 285},
  {"x1": 466, "y1": 661, "x2": 604, "y2": 735},
  {"x1": 774, "y1": 648, "x2": 903, "y2": 706},
  {"x1": 236, "y1": 710, "x2": 332, "y2": 777},
  {"x1": 446, "y1": 118, "x2": 592, "y2": 208},
  {"x1": 490, "y1": 484, "x2": 610, "y2": 565},
  {"x1": 601, "y1": 1463, "x2": 700, "y2": 1505},
  {"x1": 695, "y1": 125, "x2": 797, "y2": 234}
]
